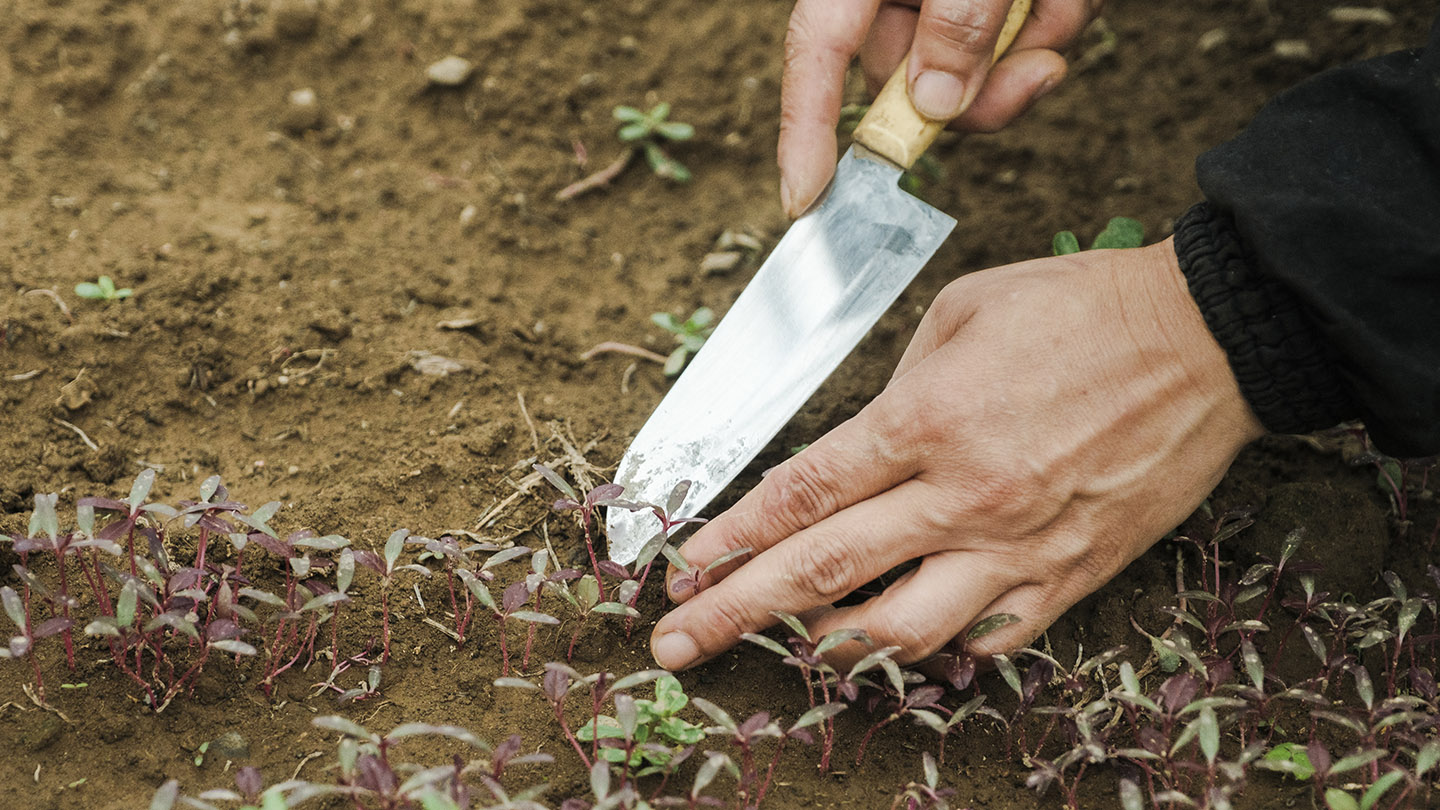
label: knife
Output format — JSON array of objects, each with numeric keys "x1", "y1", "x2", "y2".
[{"x1": 607, "y1": 0, "x2": 1031, "y2": 564}]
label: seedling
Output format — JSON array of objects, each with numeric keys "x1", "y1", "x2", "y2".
[
  {"x1": 1052, "y1": 216, "x2": 1145, "y2": 255},
  {"x1": 651, "y1": 308, "x2": 714, "y2": 376},
  {"x1": 353, "y1": 528, "x2": 433, "y2": 661},
  {"x1": 577, "y1": 674, "x2": 705, "y2": 775},
  {"x1": 73, "y1": 275, "x2": 133, "y2": 301},
  {"x1": 614, "y1": 103, "x2": 694, "y2": 182},
  {"x1": 556, "y1": 102, "x2": 695, "y2": 200}
]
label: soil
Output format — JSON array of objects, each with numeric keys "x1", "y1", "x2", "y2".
[{"x1": 1, "y1": 1, "x2": 1436, "y2": 808}]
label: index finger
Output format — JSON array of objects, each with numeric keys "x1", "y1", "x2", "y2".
[
  {"x1": 662, "y1": 394, "x2": 921, "y2": 602},
  {"x1": 777, "y1": 0, "x2": 882, "y2": 218}
]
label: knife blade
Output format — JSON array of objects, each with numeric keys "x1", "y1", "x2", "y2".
[{"x1": 607, "y1": 0, "x2": 1031, "y2": 564}]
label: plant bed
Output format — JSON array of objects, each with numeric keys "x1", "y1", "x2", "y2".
[{"x1": 1, "y1": 1, "x2": 1437, "y2": 808}]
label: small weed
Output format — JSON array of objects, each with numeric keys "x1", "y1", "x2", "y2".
[
  {"x1": 1052, "y1": 216, "x2": 1145, "y2": 255},
  {"x1": 651, "y1": 307, "x2": 714, "y2": 376},
  {"x1": 73, "y1": 275, "x2": 132, "y2": 301},
  {"x1": 556, "y1": 102, "x2": 694, "y2": 200}
]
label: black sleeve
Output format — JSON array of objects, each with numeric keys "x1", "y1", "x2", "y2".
[{"x1": 1172, "y1": 15, "x2": 1440, "y2": 458}]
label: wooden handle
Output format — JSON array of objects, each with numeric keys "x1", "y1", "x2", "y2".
[{"x1": 852, "y1": 0, "x2": 1031, "y2": 169}]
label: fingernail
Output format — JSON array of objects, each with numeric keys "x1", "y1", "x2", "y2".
[
  {"x1": 780, "y1": 176, "x2": 800, "y2": 219},
  {"x1": 911, "y1": 70, "x2": 968, "y2": 121},
  {"x1": 668, "y1": 575, "x2": 696, "y2": 600},
  {"x1": 652, "y1": 631, "x2": 700, "y2": 671},
  {"x1": 1036, "y1": 70, "x2": 1065, "y2": 100}
]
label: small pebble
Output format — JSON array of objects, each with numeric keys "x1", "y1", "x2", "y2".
[
  {"x1": 426, "y1": 55, "x2": 474, "y2": 87},
  {"x1": 459, "y1": 204, "x2": 479, "y2": 227},
  {"x1": 1272, "y1": 39, "x2": 1314, "y2": 61},
  {"x1": 700, "y1": 251, "x2": 742, "y2": 275},
  {"x1": 715, "y1": 229, "x2": 762, "y2": 252},
  {"x1": 1197, "y1": 28, "x2": 1229, "y2": 53},
  {"x1": 1328, "y1": 6, "x2": 1395, "y2": 25}
]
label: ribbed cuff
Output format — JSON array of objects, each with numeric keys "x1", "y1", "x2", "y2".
[{"x1": 1173, "y1": 202, "x2": 1355, "y2": 435}]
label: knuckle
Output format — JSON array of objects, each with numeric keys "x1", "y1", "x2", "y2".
[
  {"x1": 920, "y1": 3, "x2": 998, "y2": 57},
  {"x1": 797, "y1": 535, "x2": 860, "y2": 603},
  {"x1": 870, "y1": 612, "x2": 940, "y2": 664},
  {"x1": 764, "y1": 456, "x2": 841, "y2": 530},
  {"x1": 698, "y1": 591, "x2": 756, "y2": 651}
]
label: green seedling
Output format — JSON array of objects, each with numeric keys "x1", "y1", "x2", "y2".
[
  {"x1": 614, "y1": 102, "x2": 694, "y2": 183},
  {"x1": 74, "y1": 275, "x2": 133, "y2": 301},
  {"x1": 652, "y1": 307, "x2": 714, "y2": 376},
  {"x1": 556, "y1": 102, "x2": 696, "y2": 200},
  {"x1": 1052, "y1": 217, "x2": 1145, "y2": 255},
  {"x1": 577, "y1": 674, "x2": 705, "y2": 775}
]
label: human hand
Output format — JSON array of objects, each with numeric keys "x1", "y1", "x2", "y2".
[
  {"x1": 779, "y1": 0, "x2": 1102, "y2": 217},
  {"x1": 649, "y1": 238, "x2": 1266, "y2": 672}
]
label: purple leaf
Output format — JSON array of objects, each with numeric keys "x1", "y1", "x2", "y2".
[
  {"x1": 596, "y1": 560, "x2": 630, "y2": 581},
  {"x1": 1307, "y1": 740, "x2": 1331, "y2": 775},
  {"x1": 586, "y1": 483, "x2": 625, "y2": 506},
  {"x1": 738, "y1": 712, "x2": 771, "y2": 738},
  {"x1": 945, "y1": 654, "x2": 977, "y2": 692},
  {"x1": 1156, "y1": 673, "x2": 1199, "y2": 714},
  {"x1": 502, "y1": 581, "x2": 531, "y2": 614},
  {"x1": 543, "y1": 667, "x2": 571, "y2": 702},
  {"x1": 207, "y1": 619, "x2": 242, "y2": 641},
  {"x1": 235, "y1": 766, "x2": 263, "y2": 799},
  {"x1": 33, "y1": 616, "x2": 72, "y2": 639},
  {"x1": 78, "y1": 496, "x2": 127, "y2": 512}
]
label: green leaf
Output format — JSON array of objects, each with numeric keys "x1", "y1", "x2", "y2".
[
  {"x1": 1051, "y1": 230, "x2": 1081, "y2": 256},
  {"x1": 1325, "y1": 788, "x2": 1360, "y2": 810},
  {"x1": 29, "y1": 493, "x2": 60, "y2": 541},
  {"x1": 1359, "y1": 769, "x2": 1404, "y2": 810},
  {"x1": 770, "y1": 611, "x2": 811, "y2": 642},
  {"x1": 1, "y1": 587, "x2": 26, "y2": 633},
  {"x1": 690, "y1": 697, "x2": 737, "y2": 732},
  {"x1": 656, "y1": 121, "x2": 694, "y2": 141},
  {"x1": 301, "y1": 591, "x2": 350, "y2": 613},
  {"x1": 702, "y1": 547, "x2": 752, "y2": 574},
  {"x1": 384, "y1": 529, "x2": 409, "y2": 571},
  {"x1": 313, "y1": 715, "x2": 376, "y2": 742},
  {"x1": 576, "y1": 716, "x2": 624, "y2": 742},
  {"x1": 967, "y1": 613, "x2": 1021, "y2": 640},
  {"x1": 648, "y1": 102, "x2": 671, "y2": 121},
  {"x1": 129, "y1": 469, "x2": 156, "y2": 511},
  {"x1": 1090, "y1": 217, "x2": 1145, "y2": 250},
  {"x1": 613, "y1": 106, "x2": 646, "y2": 123},
  {"x1": 117, "y1": 580, "x2": 139, "y2": 629},
  {"x1": 739, "y1": 633, "x2": 790, "y2": 660},
  {"x1": 1241, "y1": 637, "x2": 1264, "y2": 690},
  {"x1": 1330, "y1": 749, "x2": 1386, "y2": 775},
  {"x1": 74, "y1": 282, "x2": 105, "y2": 299},
  {"x1": 1262, "y1": 742, "x2": 1315, "y2": 780},
  {"x1": 657, "y1": 716, "x2": 704, "y2": 744},
  {"x1": 336, "y1": 549, "x2": 355, "y2": 594},
  {"x1": 792, "y1": 702, "x2": 846, "y2": 731},
  {"x1": 591, "y1": 601, "x2": 639, "y2": 618},
  {"x1": 1416, "y1": 739, "x2": 1440, "y2": 777},
  {"x1": 617, "y1": 122, "x2": 649, "y2": 142},
  {"x1": 575, "y1": 575, "x2": 601, "y2": 610},
  {"x1": 992, "y1": 654, "x2": 1023, "y2": 698},
  {"x1": 149, "y1": 780, "x2": 180, "y2": 810},
  {"x1": 654, "y1": 674, "x2": 688, "y2": 714},
  {"x1": 663, "y1": 346, "x2": 688, "y2": 377},
  {"x1": 1197, "y1": 706, "x2": 1219, "y2": 766}
]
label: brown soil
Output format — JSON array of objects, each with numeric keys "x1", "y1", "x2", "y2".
[{"x1": 1, "y1": 1, "x2": 1436, "y2": 808}]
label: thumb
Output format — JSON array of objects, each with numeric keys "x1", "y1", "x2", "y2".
[{"x1": 907, "y1": 0, "x2": 1017, "y2": 121}]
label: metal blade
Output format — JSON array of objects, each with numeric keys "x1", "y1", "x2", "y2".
[{"x1": 606, "y1": 146, "x2": 956, "y2": 564}]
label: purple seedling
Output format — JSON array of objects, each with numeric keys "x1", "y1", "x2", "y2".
[{"x1": 354, "y1": 528, "x2": 432, "y2": 662}]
